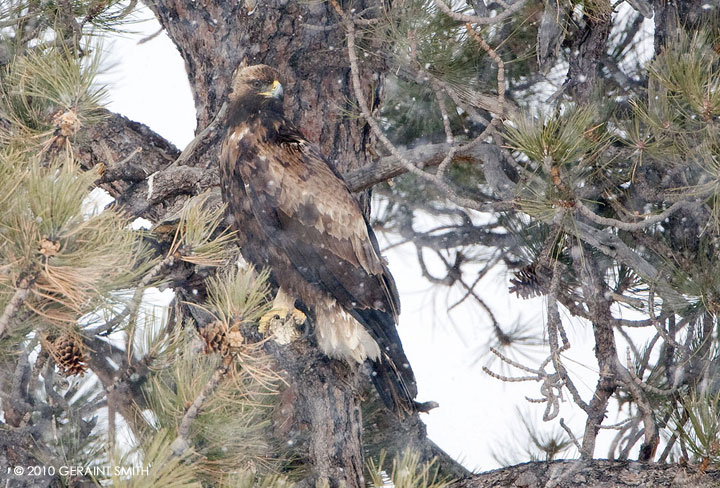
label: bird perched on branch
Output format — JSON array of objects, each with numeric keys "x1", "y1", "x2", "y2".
[{"x1": 219, "y1": 63, "x2": 418, "y2": 414}]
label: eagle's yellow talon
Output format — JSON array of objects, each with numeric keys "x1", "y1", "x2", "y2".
[
  {"x1": 290, "y1": 309, "x2": 306, "y2": 324},
  {"x1": 258, "y1": 307, "x2": 305, "y2": 343},
  {"x1": 258, "y1": 312, "x2": 273, "y2": 334}
]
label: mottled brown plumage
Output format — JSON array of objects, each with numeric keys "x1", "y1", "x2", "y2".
[{"x1": 219, "y1": 64, "x2": 417, "y2": 414}]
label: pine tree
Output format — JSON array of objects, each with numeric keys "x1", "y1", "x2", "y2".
[{"x1": 3, "y1": 0, "x2": 720, "y2": 487}]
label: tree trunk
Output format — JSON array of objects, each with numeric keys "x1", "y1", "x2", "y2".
[
  {"x1": 146, "y1": 0, "x2": 382, "y2": 172},
  {"x1": 140, "y1": 1, "x2": 385, "y2": 485},
  {"x1": 272, "y1": 342, "x2": 366, "y2": 487}
]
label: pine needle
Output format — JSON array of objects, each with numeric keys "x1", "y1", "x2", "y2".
[
  {"x1": 367, "y1": 450, "x2": 452, "y2": 488},
  {"x1": 166, "y1": 192, "x2": 236, "y2": 266}
]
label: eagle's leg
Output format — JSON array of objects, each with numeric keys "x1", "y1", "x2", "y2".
[{"x1": 258, "y1": 287, "x2": 306, "y2": 344}]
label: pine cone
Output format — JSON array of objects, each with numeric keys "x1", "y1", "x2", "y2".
[
  {"x1": 199, "y1": 321, "x2": 229, "y2": 356},
  {"x1": 39, "y1": 237, "x2": 61, "y2": 257},
  {"x1": 509, "y1": 262, "x2": 549, "y2": 299},
  {"x1": 52, "y1": 109, "x2": 82, "y2": 137},
  {"x1": 51, "y1": 334, "x2": 88, "y2": 376},
  {"x1": 707, "y1": 295, "x2": 720, "y2": 317}
]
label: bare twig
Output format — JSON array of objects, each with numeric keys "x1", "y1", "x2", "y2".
[
  {"x1": 108, "y1": 391, "x2": 116, "y2": 453},
  {"x1": 599, "y1": 417, "x2": 637, "y2": 430},
  {"x1": 344, "y1": 141, "x2": 507, "y2": 192},
  {"x1": 429, "y1": 78, "x2": 457, "y2": 179},
  {"x1": 306, "y1": 6, "x2": 380, "y2": 30},
  {"x1": 487, "y1": 346, "x2": 540, "y2": 375},
  {"x1": 560, "y1": 418, "x2": 582, "y2": 451},
  {"x1": 607, "y1": 418, "x2": 636, "y2": 459},
  {"x1": 436, "y1": 79, "x2": 492, "y2": 125},
  {"x1": 625, "y1": 348, "x2": 677, "y2": 396},
  {"x1": 658, "y1": 410, "x2": 684, "y2": 463},
  {"x1": 547, "y1": 265, "x2": 589, "y2": 413},
  {"x1": 138, "y1": 27, "x2": 163, "y2": 45},
  {"x1": 647, "y1": 284, "x2": 690, "y2": 361},
  {"x1": 483, "y1": 367, "x2": 536, "y2": 382},
  {"x1": 448, "y1": 255, "x2": 500, "y2": 311},
  {"x1": 614, "y1": 354, "x2": 660, "y2": 461},
  {"x1": 465, "y1": 24, "x2": 505, "y2": 118},
  {"x1": 485, "y1": 347, "x2": 566, "y2": 421}
]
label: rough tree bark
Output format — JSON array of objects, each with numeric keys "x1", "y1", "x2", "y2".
[
  {"x1": 146, "y1": 0, "x2": 381, "y2": 173},
  {"x1": 90, "y1": 1, "x2": 405, "y2": 486},
  {"x1": 454, "y1": 459, "x2": 720, "y2": 488}
]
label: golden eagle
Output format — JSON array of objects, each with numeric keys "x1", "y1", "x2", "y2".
[{"x1": 219, "y1": 64, "x2": 417, "y2": 414}]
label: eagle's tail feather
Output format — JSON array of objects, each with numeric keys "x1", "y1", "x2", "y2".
[
  {"x1": 370, "y1": 353, "x2": 417, "y2": 416},
  {"x1": 351, "y1": 306, "x2": 419, "y2": 415}
]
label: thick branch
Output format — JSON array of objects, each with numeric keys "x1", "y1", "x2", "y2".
[
  {"x1": 76, "y1": 111, "x2": 179, "y2": 188},
  {"x1": 565, "y1": 9, "x2": 612, "y2": 103},
  {"x1": 344, "y1": 142, "x2": 507, "y2": 192},
  {"x1": 574, "y1": 251, "x2": 619, "y2": 459},
  {"x1": 453, "y1": 459, "x2": 720, "y2": 488},
  {"x1": 78, "y1": 109, "x2": 513, "y2": 222}
]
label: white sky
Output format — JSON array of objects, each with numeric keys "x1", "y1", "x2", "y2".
[{"x1": 102, "y1": 7, "x2": 655, "y2": 471}]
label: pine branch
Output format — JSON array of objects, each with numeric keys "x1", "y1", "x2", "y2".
[
  {"x1": 575, "y1": 199, "x2": 701, "y2": 231},
  {"x1": 433, "y1": 0, "x2": 528, "y2": 25},
  {"x1": 559, "y1": 418, "x2": 582, "y2": 451},
  {"x1": 0, "y1": 273, "x2": 35, "y2": 339},
  {"x1": 169, "y1": 362, "x2": 230, "y2": 457},
  {"x1": 91, "y1": 254, "x2": 176, "y2": 336},
  {"x1": 336, "y1": 0, "x2": 512, "y2": 214}
]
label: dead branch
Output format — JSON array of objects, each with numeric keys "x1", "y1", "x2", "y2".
[{"x1": 452, "y1": 459, "x2": 720, "y2": 488}]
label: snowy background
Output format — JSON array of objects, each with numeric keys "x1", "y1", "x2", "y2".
[{"x1": 101, "y1": 7, "x2": 654, "y2": 471}]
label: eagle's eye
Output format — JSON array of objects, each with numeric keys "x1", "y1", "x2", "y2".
[{"x1": 252, "y1": 80, "x2": 263, "y2": 89}]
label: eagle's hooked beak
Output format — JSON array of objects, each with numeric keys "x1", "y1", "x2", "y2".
[{"x1": 260, "y1": 80, "x2": 283, "y2": 100}]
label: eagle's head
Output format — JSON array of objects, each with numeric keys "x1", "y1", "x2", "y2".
[{"x1": 228, "y1": 64, "x2": 284, "y2": 114}]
